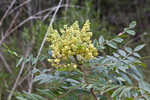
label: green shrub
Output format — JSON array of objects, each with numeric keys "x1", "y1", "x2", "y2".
[{"x1": 16, "y1": 20, "x2": 150, "y2": 100}]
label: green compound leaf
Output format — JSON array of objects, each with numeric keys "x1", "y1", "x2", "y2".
[
  {"x1": 113, "y1": 38, "x2": 123, "y2": 43},
  {"x1": 134, "y1": 44, "x2": 145, "y2": 52},
  {"x1": 129, "y1": 21, "x2": 136, "y2": 28},
  {"x1": 126, "y1": 30, "x2": 136, "y2": 36},
  {"x1": 106, "y1": 41, "x2": 118, "y2": 49}
]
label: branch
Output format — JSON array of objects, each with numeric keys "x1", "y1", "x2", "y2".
[
  {"x1": 7, "y1": 41, "x2": 34, "y2": 100},
  {"x1": 0, "y1": 16, "x2": 40, "y2": 46},
  {"x1": 0, "y1": 4, "x2": 82, "y2": 46},
  {"x1": 90, "y1": 88, "x2": 98, "y2": 100},
  {"x1": 73, "y1": 56, "x2": 98, "y2": 100},
  {"x1": 8, "y1": 0, "x2": 31, "y2": 15},
  {"x1": 0, "y1": 0, "x2": 16, "y2": 27},
  {"x1": 0, "y1": 52, "x2": 12, "y2": 74},
  {"x1": 27, "y1": 0, "x2": 63, "y2": 94},
  {"x1": 33, "y1": 0, "x2": 63, "y2": 68}
]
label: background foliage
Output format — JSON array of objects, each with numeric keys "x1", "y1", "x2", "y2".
[{"x1": 0, "y1": 0, "x2": 150, "y2": 100}]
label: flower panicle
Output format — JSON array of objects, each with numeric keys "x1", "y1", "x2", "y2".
[{"x1": 46, "y1": 20, "x2": 98, "y2": 70}]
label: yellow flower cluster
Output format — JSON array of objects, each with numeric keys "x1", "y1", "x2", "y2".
[{"x1": 47, "y1": 20, "x2": 98, "y2": 70}]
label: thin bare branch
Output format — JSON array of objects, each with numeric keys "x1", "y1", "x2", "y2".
[
  {"x1": 28, "y1": 74, "x2": 33, "y2": 93},
  {"x1": 7, "y1": 43, "x2": 33, "y2": 100},
  {"x1": 0, "y1": 52, "x2": 12, "y2": 74},
  {"x1": 0, "y1": 16, "x2": 40, "y2": 46},
  {"x1": 34, "y1": 0, "x2": 63, "y2": 67},
  {"x1": 65, "y1": 0, "x2": 69, "y2": 12},
  {"x1": 0, "y1": 0, "x2": 16, "y2": 27},
  {"x1": 9, "y1": 0, "x2": 31, "y2": 15},
  {"x1": 5, "y1": 11, "x2": 20, "y2": 36},
  {"x1": 35, "y1": 4, "x2": 83, "y2": 16},
  {"x1": 27, "y1": 0, "x2": 63, "y2": 94},
  {"x1": 0, "y1": 4, "x2": 82, "y2": 47}
]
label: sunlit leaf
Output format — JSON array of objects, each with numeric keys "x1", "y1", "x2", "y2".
[
  {"x1": 134, "y1": 44, "x2": 145, "y2": 52},
  {"x1": 126, "y1": 30, "x2": 136, "y2": 36},
  {"x1": 113, "y1": 38, "x2": 123, "y2": 43},
  {"x1": 106, "y1": 41, "x2": 118, "y2": 49},
  {"x1": 129, "y1": 21, "x2": 136, "y2": 28},
  {"x1": 16, "y1": 56, "x2": 24, "y2": 67}
]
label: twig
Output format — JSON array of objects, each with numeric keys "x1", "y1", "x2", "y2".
[
  {"x1": 0, "y1": 0, "x2": 16, "y2": 27},
  {"x1": 0, "y1": 52, "x2": 12, "y2": 74},
  {"x1": 0, "y1": 16, "x2": 40, "y2": 46},
  {"x1": 18, "y1": 73, "x2": 30, "y2": 86},
  {"x1": 28, "y1": 0, "x2": 63, "y2": 94},
  {"x1": 34, "y1": 4, "x2": 82, "y2": 16},
  {"x1": 0, "y1": 11, "x2": 20, "y2": 46},
  {"x1": 90, "y1": 88, "x2": 98, "y2": 100},
  {"x1": 0, "y1": 4, "x2": 82, "y2": 47},
  {"x1": 57, "y1": 89, "x2": 72, "y2": 98},
  {"x1": 7, "y1": 43, "x2": 33, "y2": 100},
  {"x1": 8, "y1": 0, "x2": 31, "y2": 15},
  {"x1": 124, "y1": 33, "x2": 144, "y2": 47},
  {"x1": 7, "y1": 58, "x2": 26, "y2": 100},
  {"x1": 27, "y1": 0, "x2": 34, "y2": 93},
  {"x1": 5, "y1": 11, "x2": 20, "y2": 36},
  {"x1": 65, "y1": 0, "x2": 69, "y2": 12},
  {"x1": 74, "y1": 56, "x2": 98, "y2": 100},
  {"x1": 28, "y1": 74, "x2": 33, "y2": 93},
  {"x1": 34, "y1": 0, "x2": 63, "y2": 68},
  {"x1": 80, "y1": 65, "x2": 97, "y2": 100},
  {"x1": 140, "y1": 56, "x2": 150, "y2": 60}
]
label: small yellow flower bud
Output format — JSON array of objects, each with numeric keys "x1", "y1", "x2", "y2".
[
  {"x1": 73, "y1": 64, "x2": 77, "y2": 69},
  {"x1": 54, "y1": 59, "x2": 60, "y2": 63},
  {"x1": 48, "y1": 59, "x2": 52, "y2": 62}
]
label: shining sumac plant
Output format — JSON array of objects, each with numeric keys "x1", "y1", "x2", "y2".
[{"x1": 16, "y1": 20, "x2": 150, "y2": 100}]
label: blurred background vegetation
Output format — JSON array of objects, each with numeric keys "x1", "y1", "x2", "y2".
[{"x1": 0, "y1": 0, "x2": 150, "y2": 99}]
